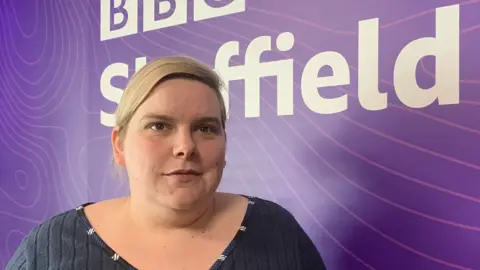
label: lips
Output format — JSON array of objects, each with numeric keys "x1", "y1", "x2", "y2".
[
  {"x1": 163, "y1": 169, "x2": 202, "y2": 183},
  {"x1": 164, "y1": 169, "x2": 202, "y2": 176}
]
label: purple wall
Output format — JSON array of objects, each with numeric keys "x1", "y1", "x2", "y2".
[{"x1": 1, "y1": 1, "x2": 479, "y2": 269}]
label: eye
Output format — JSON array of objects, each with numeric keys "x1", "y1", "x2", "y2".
[
  {"x1": 148, "y1": 122, "x2": 169, "y2": 131},
  {"x1": 198, "y1": 125, "x2": 217, "y2": 134}
]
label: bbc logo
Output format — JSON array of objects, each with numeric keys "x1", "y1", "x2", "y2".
[{"x1": 100, "y1": 0, "x2": 246, "y2": 41}]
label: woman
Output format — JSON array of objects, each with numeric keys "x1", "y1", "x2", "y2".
[{"x1": 6, "y1": 56, "x2": 326, "y2": 270}]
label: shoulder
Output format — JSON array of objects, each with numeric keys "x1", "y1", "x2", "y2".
[
  {"x1": 240, "y1": 195, "x2": 305, "y2": 238},
  {"x1": 219, "y1": 193, "x2": 298, "y2": 227},
  {"x1": 17, "y1": 206, "x2": 81, "y2": 249},
  {"x1": 245, "y1": 196, "x2": 327, "y2": 269},
  {"x1": 249, "y1": 196, "x2": 300, "y2": 226},
  {"x1": 5, "y1": 204, "x2": 88, "y2": 270}
]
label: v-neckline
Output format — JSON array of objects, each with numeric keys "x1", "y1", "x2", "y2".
[{"x1": 75, "y1": 195, "x2": 257, "y2": 270}]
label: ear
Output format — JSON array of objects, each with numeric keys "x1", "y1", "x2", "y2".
[{"x1": 112, "y1": 126, "x2": 126, "y2": 167}]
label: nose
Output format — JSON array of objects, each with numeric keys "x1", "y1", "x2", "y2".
[{"x1": 172, "y1": 129, "x2": 196, "y2": 159}]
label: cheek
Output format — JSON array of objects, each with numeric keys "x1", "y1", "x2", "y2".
[
  {"x1": 199, "y1": 141, "x2": 226, "y2": 168},
  {"x1": 124, "y1": 134, "x2": 169, "y2": 171}
]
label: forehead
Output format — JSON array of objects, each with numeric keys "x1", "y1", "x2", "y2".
[{"x1": 135, "y1": 78, "x2": 222, "y2": 119}]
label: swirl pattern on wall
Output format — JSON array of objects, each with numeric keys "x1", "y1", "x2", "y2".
[{"x1": 0, "y1": 0, "x2": 479, "y2": 269}]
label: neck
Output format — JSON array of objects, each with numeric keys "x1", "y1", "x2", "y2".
[{"x1": 125, "y1": 195, "x2": 216, "y2": 233}]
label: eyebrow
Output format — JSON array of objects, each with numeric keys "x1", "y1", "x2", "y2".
[
  {"x1": 194, "y1": 116, "x2": 222, "y2": 127},
  {"x1": 140, "y1": 114, "x2": 222, "y2": 126},
  {"x1": 140, "y1": 114, "x2": 175, "y2": 122}
]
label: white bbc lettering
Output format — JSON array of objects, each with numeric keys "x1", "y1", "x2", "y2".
[
  {"x1": 393, "y1": 4, "x2": 459, "y2": 108},
  {"x1": 193, "y1": 0, "x2": 245, "y2": 22},
  {"x1": 143, "y1": 0, "x2": 188, "y2": 33},
  {"x1": 99, "y1": 4, "x2": 460, "y2": 126},
  {"x1": 100, "y1": 57, "x2": 147, "y2": 127},
  {"x1": 213, "y1": 4, "x2": 460, "y2": 117},
  {"x1": 100, "y1": 0, "x2": 246, "y2": 41},
  {"x1": 214, "y1": 32, "x2": 295, "y2": 118},
  {"x1": 100, "y1": 0, "x2": 138, "y2": 41}
]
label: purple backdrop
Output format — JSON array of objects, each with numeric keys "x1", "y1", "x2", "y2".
[{"x1": 1, "y1": 0, "x2": 480, "y2": 269}]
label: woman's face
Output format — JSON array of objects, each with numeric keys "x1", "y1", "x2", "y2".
[{"x1": 113, "y1": 78, "x2": 226, "y2": 210}]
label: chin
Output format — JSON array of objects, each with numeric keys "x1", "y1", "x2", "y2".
[{"x1": 163, "y1": 189, "x2": 208, "y2": 210}]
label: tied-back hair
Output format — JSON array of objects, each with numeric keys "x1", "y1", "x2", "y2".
[{"x1": 115, "y1": 56, "x2": 227, "y2": 139}]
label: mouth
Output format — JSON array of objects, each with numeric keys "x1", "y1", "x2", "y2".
[{"x1": 164, "y1": 169, "x2": 202, "y2": 176}]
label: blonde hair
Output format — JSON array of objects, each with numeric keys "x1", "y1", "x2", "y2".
[
  {"x1": 111, "y1": 56, "x2": 227, "y2": 177},
  {"x1": 115, "y1": 55, "x2": 227, "y2": 140}
]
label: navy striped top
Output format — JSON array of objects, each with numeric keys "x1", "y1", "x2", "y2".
[{"x1": 6, "y1": 196, "x2": 326, "y2": 270}]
